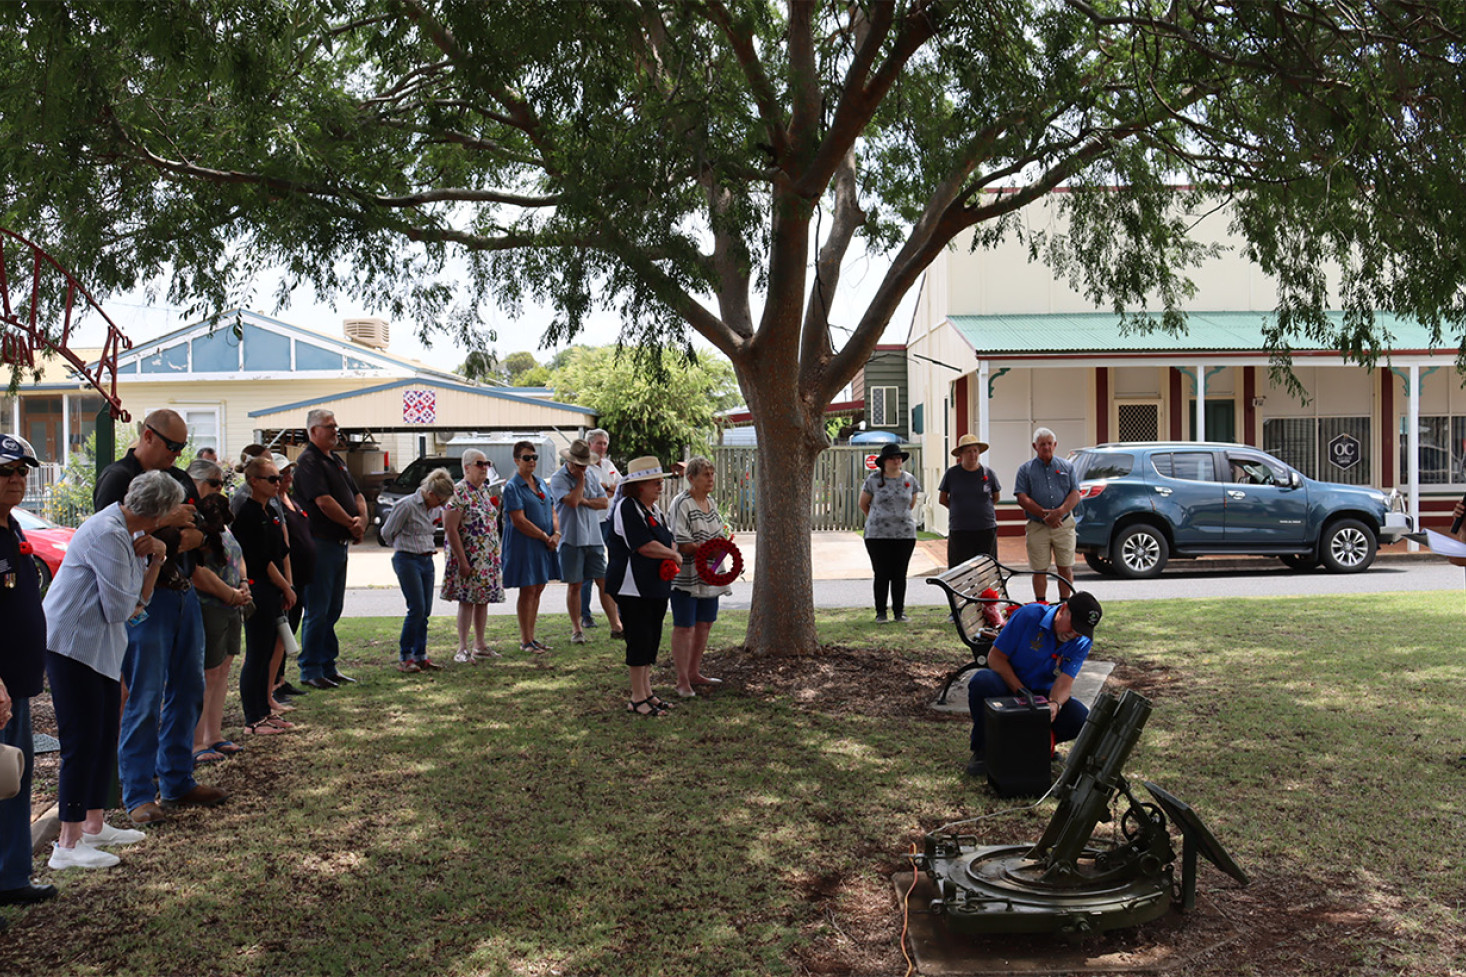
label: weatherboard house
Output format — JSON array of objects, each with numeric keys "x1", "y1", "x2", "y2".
[
  {"x1": 5, "y1": 308, "x2": 596, "y2": 479},
  {"x1": 903, "y1": 196, "x2": 1464, "y2": 537}
]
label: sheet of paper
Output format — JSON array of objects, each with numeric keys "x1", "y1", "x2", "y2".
[{"x1": 1421, "y1": 527, "x2": 1466, "y2": 558}]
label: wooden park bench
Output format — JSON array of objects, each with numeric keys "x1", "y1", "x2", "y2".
[{"x1": 925, "y1": 554, "x2": 1067, "y2": 705}]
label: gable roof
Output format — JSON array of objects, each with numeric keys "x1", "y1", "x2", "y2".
[
  {"x1": 947, "y1": 311, "x2": 1456, "y2": 356},
  {"x1": 93, "y1": 309, "x2": 464, "y2": 382}
]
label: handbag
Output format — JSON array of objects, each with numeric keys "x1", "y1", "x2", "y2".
[{"x1": 0, "y1": 742, "x2": 23, "y2": 800}]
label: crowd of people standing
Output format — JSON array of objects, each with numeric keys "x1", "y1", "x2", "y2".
[{"x1": 0, "y1": 415, "x2": 734, "y2": 919}]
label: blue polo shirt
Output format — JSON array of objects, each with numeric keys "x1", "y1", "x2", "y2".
[
  {"x1": 1013, "y1": 455, "x2": 1077, "y2": 521},
  {"x1": 991, "y1": 603, "x2": 1091, "y2": 693},
  {"x1": 550, "y1": 464, "x2": 606, "y2": 547}
]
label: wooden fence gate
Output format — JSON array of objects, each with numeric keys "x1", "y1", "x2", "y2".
[{"x1": 690, "y1": 444, "x2": 922, "y2": 532}]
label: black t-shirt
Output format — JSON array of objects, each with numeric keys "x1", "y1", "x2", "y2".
[
  {"x1": 938, "y1": 463, "x2": 1002, "y2": 532},
  {"x1": 291, "y1": 443, "x2": 361, "y2": 542},
  {"x1": 280, "y1": 500, "x2": 316, "y2": 588},
  {"x1": 231, "y1": 498, "x2": 289, "y2": 598},
  {"x1": 0, "y1": 518, "x2": 46, "y2": 698},
  {"x1": 94, "y1": 449, "x2": 200, "y2": 577}
]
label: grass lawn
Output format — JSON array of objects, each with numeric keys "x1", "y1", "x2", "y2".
[{"x1": 7, "y1": 593, "x2": 1466, "y2": 976}]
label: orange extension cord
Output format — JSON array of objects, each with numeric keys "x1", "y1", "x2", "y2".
[{"x1": 900, "y1": 842, "x2": 920, "y2": 977}]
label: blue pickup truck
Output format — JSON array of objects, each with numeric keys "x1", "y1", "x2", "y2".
[{"x1": 1071, "y1": 442, "x2": 1410, "y2": 577}]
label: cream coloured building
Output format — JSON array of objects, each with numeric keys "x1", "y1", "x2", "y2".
[{"x1": 905, "y1": 195, "x2": 1462, "y2": 537}]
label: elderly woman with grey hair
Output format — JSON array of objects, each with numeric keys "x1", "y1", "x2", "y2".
[
  {"x1": 442, "y1": 448, "x2": 505, "y2": 662},
  {"x1": 42, "y1": 470, "x2": 180, "y2": 869},
  {"x1": 381, "y1": 467, "x2": 456, "y2": 672},
  {"x1": 668, "y1": 456, "x2": 731, "y2": 697},
  {"x1": 185, "y1": 457, "x2": 226, "y2": 496}
]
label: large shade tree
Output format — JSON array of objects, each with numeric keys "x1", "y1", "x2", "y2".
[{"x1": 3, "y1": 1, "x2": 1465, "y2": 654}]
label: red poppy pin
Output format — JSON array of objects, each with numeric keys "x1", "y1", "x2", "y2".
[{"x1": 18, "y1": 540, "x2": 33, "y2": 556}]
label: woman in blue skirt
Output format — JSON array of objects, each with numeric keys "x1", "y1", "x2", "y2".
[{"x1": 501, "y1": 440, "x2": 560, "y2": 654}]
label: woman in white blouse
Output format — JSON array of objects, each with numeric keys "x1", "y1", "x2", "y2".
[{"x1": 42, "y1": 471, "x2": 181, "y2": 869}]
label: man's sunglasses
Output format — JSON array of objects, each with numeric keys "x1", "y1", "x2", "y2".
[
  {"x1": 469, "y1": 460, "x2": 491, "y2": 468},
  {"x1": 0, "y1": 464, "x2": 29, "y2": 478},
  {"x1": 205, "y1": 478, "x2": 223, "y2": 488},
  {"x1": 252, "y1": 474, "x2": 282, "y2": 484},
  {"x1": 147, "y1": 424, "x2": 188, "y2": 453}
]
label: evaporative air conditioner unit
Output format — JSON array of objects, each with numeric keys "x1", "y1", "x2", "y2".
[{"x1": 343, "y1": 317, "x2": 390, "y2": 349}]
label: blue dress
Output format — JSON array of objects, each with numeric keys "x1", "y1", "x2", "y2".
[{"x1": 501, "y1": 473, "x2": 559, "y2": 588}]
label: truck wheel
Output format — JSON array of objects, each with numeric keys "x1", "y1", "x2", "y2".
[
  {"x1": 1279, "y1": 554, "x2": 1318, "y2": 571},
  {"x1": 1319, "y1": 518, "x2": 1376, "y2": 573},
  {"x1": 1111, "y1": 524, "x2": 1169, "y2": 578},
  {"x1": 1084, "y1": 552, "x2": 1118, "y2": 575}
]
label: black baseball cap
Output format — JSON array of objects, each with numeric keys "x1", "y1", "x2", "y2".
[
  {"x1": 1065, "y1": 591, "x2": 1103, "y2": 638},
  {"x1": 0, "y1": 434, "x2": 39, "y2": 468}
]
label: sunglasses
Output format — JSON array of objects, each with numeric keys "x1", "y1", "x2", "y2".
[
  {"x1": 518, "y1": 454, "x2": 538, "y2": 462},
  {"x1": 469, "y1": 460, "x2": 491, "y2": 468},
  {"x1": 0, "y1": 463, "x2": 29, "y2": 478},
  {"x1": 252, "y1": 474, "x2": 282, "y2": 484},
  {"x1": 205, "y1": 478, "x2": 223, "y2": 488},
  {"x1": 147, "y1": 424, "x2": 188, "y2": 453}
]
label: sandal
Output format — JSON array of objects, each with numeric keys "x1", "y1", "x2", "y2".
[
  {"x1": 646, "y1": 695, "x2": 675, "y2": 712},
  {"x1": 521, "y1": 642, "x2": 548, "y2": 656},
  {"x1": 471, "y1": 647, "x2": 501, "y2": 661},
  {"x1": 531, "y1": 639, "x2": 552, "y2": 652},
  {"x1": 246, "y1": 719, "x2": 289, "y2": 735},
  {"x1": 626, "y1": 698, "x2": 667, "y2": 718},
  {"x1": 211, "y1": 740, "x2": 243, "y2": 756},
  {"x1": 397, "y1": 660, "x2": 421, "y2": 673},
  {"x1": 192, "y1": 747, "x2": 227, "y2": 764}
]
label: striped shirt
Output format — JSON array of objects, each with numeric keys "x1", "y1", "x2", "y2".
[
  {"x1": 669, "y1": 490, "x2": 732, "y2": 598},
  {"x1": 42, "y1": 504, "x2": 147, "y2": 680},
  {"x1": 379, "y1": 489, "x2": 441, "y2": 554}
]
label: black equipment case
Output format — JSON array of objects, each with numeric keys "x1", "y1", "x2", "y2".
[{"x1": 983, "y1": 692, "x2": 1054, "y2": 797}]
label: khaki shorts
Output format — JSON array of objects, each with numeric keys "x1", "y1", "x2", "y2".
[{"x1": 1025, "y1": 516, "x2": 1076, "y2": 570}]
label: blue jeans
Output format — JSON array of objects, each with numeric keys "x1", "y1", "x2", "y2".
[
  {"x1": 967, "y1": 668, "x2": 1089, "y2": 755},
  {"x1": 300, "y1": 538, "x2": 349, "y2": 681},
  {"x1": 118, "y1": 587, "x2": 205, "y2": 810},
  {"x1": 0, "y1": 697, "x2": 35, "y2": 889},
  {"x1": 392, "y1": 551, "x2": 435, "y2": 661},
  {"x1": 581, "y1": 521, "x2": 613, "y2": 621}
]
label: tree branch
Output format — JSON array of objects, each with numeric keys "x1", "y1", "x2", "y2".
[
  {"x1": 800, "y1": 147, "x2": 863, "y2": 390},
  {"x1": 698, "y1": 0, "x2": 790, "y2": 163}
]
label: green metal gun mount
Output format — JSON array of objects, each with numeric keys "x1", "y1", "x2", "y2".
[{"x1": 914, "y1": 689, "x2": 1249, "y2": 936}]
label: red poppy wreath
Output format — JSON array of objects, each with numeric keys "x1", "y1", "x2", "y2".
[{"x1": 694, "y1": 537, "x2": 743, "y2": 587}]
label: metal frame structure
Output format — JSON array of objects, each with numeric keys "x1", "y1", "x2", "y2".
[{"x1": 1, "y1": 227, "x2": 132, "y2": 421}]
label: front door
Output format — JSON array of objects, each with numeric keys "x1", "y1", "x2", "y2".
[{"x1": 1189, "y1": 399, "x2": 1236, "y2": 443}]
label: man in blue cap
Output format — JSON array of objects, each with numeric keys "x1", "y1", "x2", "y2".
[
  {"x1": 0, "y1": 434, "x2": 58, "y2": 911},
  {"x1": 965, "y1": 591, "x2": 1103, "y2": 777}
]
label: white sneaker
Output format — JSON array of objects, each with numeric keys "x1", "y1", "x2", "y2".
[
  {"x1": 49, "y1": 843, "x2": 121, "y2": 870},
  {"x1": 82, "y1": 823, "x2": 147, "y2": 847},
  {"x1": 571, "y1": 632, "x2": 588, "y2": 645},
  {"x1": 453, "y1": 648, "x2": 472, "y2": 664}
]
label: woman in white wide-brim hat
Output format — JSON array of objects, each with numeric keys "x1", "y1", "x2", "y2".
[{"x1": 604, "y1": 457, "x2": 681, "y2": 717}]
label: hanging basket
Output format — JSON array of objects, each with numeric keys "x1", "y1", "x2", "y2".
[{"x1": 694, "y1": 537, "x2": 743, "y2": 587}]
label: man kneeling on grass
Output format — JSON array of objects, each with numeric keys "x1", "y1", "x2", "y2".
[{"x1": 965, "y1": 592, "x2": 1103, "y2": 778}]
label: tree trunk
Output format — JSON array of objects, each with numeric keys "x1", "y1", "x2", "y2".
[{"x1": 739, "y1": 374, "x2": 829, "y2": 657}]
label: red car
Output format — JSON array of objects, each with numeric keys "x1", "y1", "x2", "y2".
[{"x1": 12, "y1": 507, "x2": 75, "y2": 594}]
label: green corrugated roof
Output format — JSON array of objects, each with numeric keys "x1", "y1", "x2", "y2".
[{"x1": 948, "y1": 311, "x2": 1452, "y2": 354}]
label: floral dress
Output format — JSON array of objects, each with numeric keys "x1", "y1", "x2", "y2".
[{"x1": 441, "y1": 478, "x2": 505, "y2": 604}]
